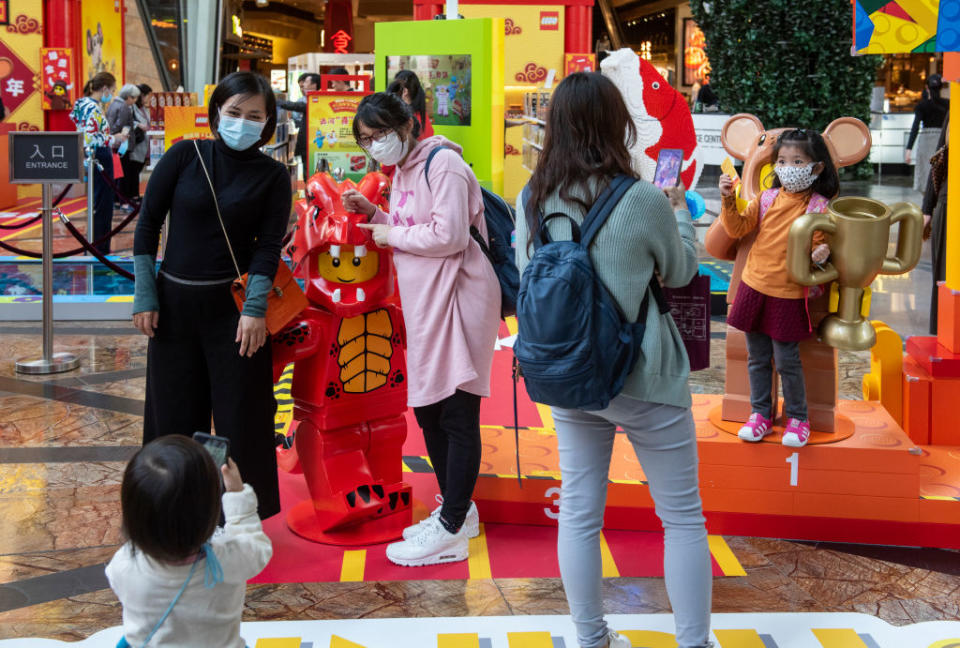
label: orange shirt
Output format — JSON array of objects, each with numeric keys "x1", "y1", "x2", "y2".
[{"x1": 720, "y1": 190, "x2": 826, "y2": 299}]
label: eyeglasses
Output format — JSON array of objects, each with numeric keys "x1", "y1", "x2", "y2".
[{"x1": 356, "y1": 128, "x2": 391, "y2": 148}]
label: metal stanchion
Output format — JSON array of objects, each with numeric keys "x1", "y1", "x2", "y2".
[
  {"x1": 86, "y1": 151, "x2": 97, "y2": 296},
  {"x1": 15, "y1": 183, "x2": 80, "y2": 374}
]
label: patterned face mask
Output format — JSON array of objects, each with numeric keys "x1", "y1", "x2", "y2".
[{"x1": 775, "y1": 163, "x2": 819, "y2": 193}]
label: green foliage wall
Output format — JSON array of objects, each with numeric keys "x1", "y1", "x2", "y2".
[{"x1": 689, "y1": 0, "x2": 882, "y2": 133}]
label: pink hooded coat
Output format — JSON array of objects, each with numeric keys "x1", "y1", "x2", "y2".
[{"x1": 372, "y1": 135, "x2": 501, "y2": 408}]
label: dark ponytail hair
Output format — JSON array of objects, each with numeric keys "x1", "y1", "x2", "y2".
[
  {"x1": 771, "y1": 129, "x2": 840, "y2": 199},
  {"x1": 387, "y1": 70, "x2": 428, "y2": 134},
  {"x1": 352, "y1": 92, "x2": 422, "y2": 143},
  {"x1": 526, "y1": 72, "x2": 637, "y2": 250},
  {"x1": 87, "y1": 71, "x2": 116, "y2": 94}
]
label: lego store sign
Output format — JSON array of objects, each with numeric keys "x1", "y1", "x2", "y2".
[{"x1": 540, "y1": 10, "x2": 559, "y2": 30}]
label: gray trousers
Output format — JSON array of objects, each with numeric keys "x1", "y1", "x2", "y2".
[
  {"x1": 746, "y1": 331, "x2": 807, "y2": 421},
  {"x1": 552, "y1": 395, "x2": 712, "y2": 648}
]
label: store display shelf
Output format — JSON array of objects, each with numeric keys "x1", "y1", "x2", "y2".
[{"x1": 522, "y1": 139, "x2": 543, "y2": 151}]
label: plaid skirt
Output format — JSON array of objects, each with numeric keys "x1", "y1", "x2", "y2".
[{"x1": 727, "y1": 281, "x2": 813, "y2": 343}]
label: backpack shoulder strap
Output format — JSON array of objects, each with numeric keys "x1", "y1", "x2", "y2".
[
  {"x1": 580, "y1": 175, "x2": 638, "y2": 248},
  {"x1": 423, "y1": 145, "x2": 452, "y2": 193},
  {"x1": 758, "y1": 188, "x2": 779, "y2": 224}
]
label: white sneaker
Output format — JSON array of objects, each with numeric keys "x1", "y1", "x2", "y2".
[
  {"x1": 386, "y1": 515, "x2": 469, "y2": 567},
  {"x1": 607, "y1": 630, "x2": 632, "y2": 647},
  {"x1": 401, "y1": 494, "x2": 480, "y2": 540}
]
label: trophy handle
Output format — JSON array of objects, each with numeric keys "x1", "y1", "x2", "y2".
[
  {"x1": 880, "y1": 202, "x2": 923, "y2": 275},
  {"x1": 787, "y1": 212, "x2": 839, "y2": 286}
]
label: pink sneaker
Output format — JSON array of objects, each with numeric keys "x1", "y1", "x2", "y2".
[
  {"x1": 782, "y1": 418, "x2": 811, "y2": 448},
  {"x1": 737, "y1": 412, "x2": 773, "y2": 442}
]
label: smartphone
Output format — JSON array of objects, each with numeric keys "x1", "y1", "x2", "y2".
[
  {"x1": 653, "y1": 148, "x2": 684, "y2": 189},
  {"x1": 192, "y1": 432, "x2": 230, "y2": 469}
]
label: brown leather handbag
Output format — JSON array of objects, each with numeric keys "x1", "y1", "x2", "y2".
[{"x1": 194, "y1": 140, "x2": 308, "y2": 334}]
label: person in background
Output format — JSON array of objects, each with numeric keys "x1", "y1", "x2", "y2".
[
  {"x1": 278, "y1": 73, "x2": 321, "y2": 185},
  {"x1": 342, "y1": 93, "x2": 500, "y2": 568},
  {"x1": 515, "y1": 72, "x2": 710, "y2": 648},
  {"x1": 70, "y1": 72, "x2": 128, "y2": 255},
  {"x1": 381, "y1": 70, "x2": 435, "y2": 178},
  {"x1": 122, "y1": 83, "x2": 152, "y2": 202},
  {"x1": 132, "y1": 71, "x2": 291, "y2": 520},
  {"x1": 923, "y1": 112, "x2": 949, "y2": 334},
  {"x1": 905, "y1": 73, "x2": 949, "y2": 192},
  {"x1": 328, "y1": 66, "x2": 353, "y2": 92},
  {"x1": 107, "y1": 84, "x2": 140, "y2": 207},
  {"x1": 106, "y1": 436, "x2": 272, "y2": 648}
]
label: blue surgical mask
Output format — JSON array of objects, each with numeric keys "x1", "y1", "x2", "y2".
[
  {"x1": 218, "y1": 112, "x2": 265, "y2": 151},
  {"x1": 101, "y1": 92, "x2": 112, "y2": 103}
]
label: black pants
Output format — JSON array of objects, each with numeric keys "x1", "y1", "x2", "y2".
[
  {"x1": 120, "y1": 155, "x2": 145, "y2": 201},
  {"x1": 143, "y1": 276, "x2": 281, "y2": 519},
  {"x1": 930, "y1": 190, "x2": 947, "y2": 335},
  {"x1": 92, "y1": 146, "x2": 114, "y2": 255},
  {"x1": 413, "y1": 389, "x2": 482, "y2": 533}
]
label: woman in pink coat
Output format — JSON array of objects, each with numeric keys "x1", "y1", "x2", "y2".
[{"x1": 343, "y1": 92, "x2": 500, "y2": 568}]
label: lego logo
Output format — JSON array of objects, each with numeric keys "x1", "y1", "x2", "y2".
[{"x1": 540, "y1": 11, "x2": 559, "y2": 30}]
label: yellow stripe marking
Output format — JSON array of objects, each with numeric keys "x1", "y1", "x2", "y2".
[
  {"x1": 339, "y1": 549, "x2": 366, "y2": 582},
  {"x1": 618, "y1": 630, "x2": 678, "y2": 647},
  {"x1": 437, "y1": 634, "x2": 480, "y2": 648},
  {"x1": 811, "y1": 629, "x2": 870, "y2": 647},
  {"x1": 421, "y1": 454, "x2": 433, "y2": 469},
  {"x1": 713, "y1": 629, "x2": 768, "y2": 647},
  {"x1": 330, "y1": 637, "x2": 367, "y2": 648},
  {"x1": 599, "y1": 530, "x2": 620, "y2": 578},
  {"x1": 506, "y1": 632, "x2": 553, "y2": 648},
  {"x1": 401, "y1": 461, "x2": 412, "y2": 473},
  {"x1": 708, "y1": 535, "x2": 746, "y2": 576},
  {"x1": 254, "y1": 639, "x2": 301, "y2": 648},
  {"x1": 921, "y1": 495, "x2": 960, "y2": 501},
  {"x1": 467, "y1": 523, "x2": 492, "y2": 580}
]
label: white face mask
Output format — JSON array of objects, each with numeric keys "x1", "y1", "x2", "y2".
[
  {"x1": 775, "y1": 163, "x2": 819, "y2": 193},
  {"x1": 366, "y1": 131, "x2": 408, "y2": 166}
]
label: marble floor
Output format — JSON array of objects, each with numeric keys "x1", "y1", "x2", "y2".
[{"x1": 0, "y1": 174, "x2": 958, "y2": 642}]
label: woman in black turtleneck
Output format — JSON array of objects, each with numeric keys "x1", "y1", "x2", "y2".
[
  {"x1": 905, "y1": 73, "x2": 949, "y2": 193},
  {"x1": 132, "y1": 72, "x2": 292, "y2": 519}
]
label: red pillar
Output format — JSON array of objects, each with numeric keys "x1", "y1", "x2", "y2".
[
  {"x1": 43, "y1": 0, "x2": 82, "y2": 131},
  {"x1": 564, "y1": 4, "x2": 593, "y2": 54},
  {"x1": 413, "y1": 1, "x2": 443, "y2": 21}
]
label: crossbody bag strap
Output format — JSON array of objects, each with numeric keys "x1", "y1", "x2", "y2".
[
  {"x1": 137, "y1": 552, "x2": 202, "y2": 647},
  {"x1": 193, "y1": 140, "x2": 243, "y2": 282}
]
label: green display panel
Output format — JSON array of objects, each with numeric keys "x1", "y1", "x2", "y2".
[{"x1": 375, "y1": 19, "x2": 504, "y2": 193}]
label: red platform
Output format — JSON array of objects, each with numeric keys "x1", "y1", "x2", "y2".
[{"x1": 468, "y1": 348, "x2": 960, "y2": 549}]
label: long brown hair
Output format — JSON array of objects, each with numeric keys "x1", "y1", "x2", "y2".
[{"x1": 525, "y1": 72, "x2": 637, "y2": 249}]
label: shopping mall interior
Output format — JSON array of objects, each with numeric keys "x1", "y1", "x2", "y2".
[{"x1": 0, "y1": 0, "x2": 958, "y2": 646}]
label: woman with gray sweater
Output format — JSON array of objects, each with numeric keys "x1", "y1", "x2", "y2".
[{"x1": 515, "y1": 73, "x2": 712, "y2": 648}]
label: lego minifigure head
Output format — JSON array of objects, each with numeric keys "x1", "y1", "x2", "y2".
[{"x1": 287, "y1": 172, "x2": 393, "y2": 317}]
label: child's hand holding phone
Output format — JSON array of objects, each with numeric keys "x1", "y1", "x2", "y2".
[{"x1": 221, "y1": 458, "x2": 243, "y2": 493}]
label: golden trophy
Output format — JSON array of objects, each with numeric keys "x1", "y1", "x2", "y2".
[{"x1": 787, "y1": 197, "x2": 923, "y2": 351}]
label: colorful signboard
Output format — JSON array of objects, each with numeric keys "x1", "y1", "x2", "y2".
[
  {"x1": 40, "y1": 48, "x2": 76, "y2": 111},
  {"x1": 564, "y1": 53, "x2": 596, "y2": 75},
  {"x1": 375, "y1": 19, "x2": 504, "y2": 193},
  {"x1": 305, "y1": 91, "x2": 371, "y2": 181},
  {"x1": 683, "y1": 18, "x2": 710, "y2": 85},
  {"x1": 145, "y1": 92, "x2": 198, "y2": 130},
  {"x1": 163, "y1": 106, "x2": 214, "y2": 151},
  {"x1": 386, "y1": 55, "x2": 473, "y2": 126},
  {"x1": 854, "y1": 0, "x2": 955, "y2": 53},
  {"x1": 81, "y1": 0, "x2": 125, "y2": 82}
]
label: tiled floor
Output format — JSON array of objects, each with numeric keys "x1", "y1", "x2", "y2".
[{"x1": 0, "y1": 175, "x2": 958, "y2": 642}]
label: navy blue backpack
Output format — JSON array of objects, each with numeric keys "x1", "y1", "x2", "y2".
[
  {"x1": 514, "y1": 175, "x2": 668, "y2": 411},
  {"x1": 424, "y1": 146, "x2": 519, "y2": 318}
]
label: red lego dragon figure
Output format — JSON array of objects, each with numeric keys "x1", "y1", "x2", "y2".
[{"x1": 272, "y1": 171, "x2": 412, "y2": 545}]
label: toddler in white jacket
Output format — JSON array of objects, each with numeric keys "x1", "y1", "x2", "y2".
[{"x1": 106, "y1": 435, "x2": 273, "y2": 648}]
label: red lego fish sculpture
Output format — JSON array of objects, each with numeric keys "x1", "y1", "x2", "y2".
[{"x1": 601, "y1": 48, "x2": 703, "y2": 190}]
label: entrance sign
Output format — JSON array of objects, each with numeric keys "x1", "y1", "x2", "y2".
[{"x1": 9, "y1": 132, "x2": 84, "y2": 184}]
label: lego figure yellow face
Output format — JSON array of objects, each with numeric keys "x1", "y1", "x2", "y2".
[{"x1": 317, "y1": 245, "x2": 380, "y2": 285}]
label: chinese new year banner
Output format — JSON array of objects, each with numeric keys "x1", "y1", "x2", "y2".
[
  {"x1": 163, "y1": 106, "x2": 214, "y2": 151},
  {"x1": 306, "y1": 92, "x2": 371, "y2": 181},
  {"x1": 386, "y1": 55, "x2": 473, "y2": 126},
  {"x1": 81, "y1": 0, "x2": 125, "y2": 82},
  {"x1": 40, "y1": 48, "x2": 76, "y2": 110}
]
